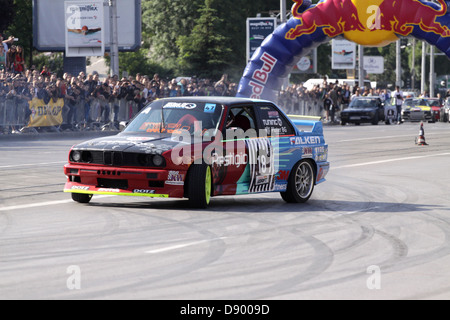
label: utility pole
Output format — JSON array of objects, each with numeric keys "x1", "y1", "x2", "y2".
[
  {"x1": 421, "y1": 42, "x2": 427, "y2": 94},
  {"x1": 430, "y1": 45, "x2": 435, "y2": 97},
  {"x1": 280, "y1": 0, "x2": 287, "y2": 24},
  {"x1": 411, "y1": 39, "x2": 416, "y2": 90},
  {"x1": 359, "y1": 45, "x2": 364, "y2": 88},
  {"x1": 109, "y1": 0, "x2": 119, "y2": 77},
  {"x1": 280, "y1": 0, "x2": 288, "y2": 90},
  {"x1": 396, "y1": 40, "x2": 401, "y2": 88}
]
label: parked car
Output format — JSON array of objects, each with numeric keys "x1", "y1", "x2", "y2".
[
  {"x1": 340, "y1": 96, "x2": 386, "y2": 125},
  {"x1": 401, "y1": 98, "x2": 437, "y2": 122},
  {"x1": 426, "y1": 98, "x2": 443, "y2": 122},
  {"x1": 402, "y1": 91, "x2": 417, "y2": 99},
  {"x1": 63, "y1": 97, "x2": 330, "y2": 208},
  {"x1": 442, "y1": 98, "x2": 450, "y2": 122}
]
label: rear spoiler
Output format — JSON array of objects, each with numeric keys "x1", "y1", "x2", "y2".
[{"x1": 288, "y1": 115, "x2": 324, "y2": 136}]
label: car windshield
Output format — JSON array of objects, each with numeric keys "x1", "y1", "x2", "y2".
[
  {"x1": 426, "y1": 100, "x2": 440, "y2": 107},
  {"x1": 410, "y1": 99, "x2": 429, "y2": 107},
  {"x1": 349, "y1": 98, "x2": 379, "y2": 109},
  {"x1": 124, "y1": 99, "x2": 224, "y2": 135}
]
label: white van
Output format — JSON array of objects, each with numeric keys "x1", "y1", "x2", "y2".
[{"x1": 303, "y1": 78, "x2": 372, "y2": 91}]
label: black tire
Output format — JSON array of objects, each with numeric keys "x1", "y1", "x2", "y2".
[
  {"x1": 341, "y1": 121, "x2": 346, "y2": 126},
  {"x1": 71, "y1": 193, "x2": 92, "y2": 203},
  {"x1": 186, "y1": 164, "x2": 212, "y2": 209},
  {"x1": 280, "y1": 160, "x2": 315, "y2": 203},
  {"x1": 371, "y1": 114, "x2": 379, "y2": 125}
]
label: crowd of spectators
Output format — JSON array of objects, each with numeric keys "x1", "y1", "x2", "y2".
[
  {"x1": 5, "y1": 32, "x2": 448, "y2": 134},
  {"x1": 0, "y1": 59, "x2": 390, "y2": 134},
  {"x1": 0, "y1": 61, "x2": 243, "y2": 133}
]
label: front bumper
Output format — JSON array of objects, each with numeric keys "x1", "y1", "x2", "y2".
[
  {"x1": 341, "y1": 113, "x2": 375, "y2": 123},
  {"x1": 402, "y1": 110, "x2": 432, "y2": 121},
  {"x1": 63, "y1": 163, "x2": 185, "y2": 198}
]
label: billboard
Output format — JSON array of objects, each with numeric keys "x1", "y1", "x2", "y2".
[
  {"x1": 33, "y1": 0, "x2": 141, "y2": 52},
  {"x1": 247, "y1": 18, "x2": 277, "y2": 63},
  {"x1": 363, "y1": 56, "x2": 384, "y2": 74},
  {"x1": 291, "y1": 49, "x2": 317, "y2": 74},
  {"x1": 65, "y1": 1, "x2": 105, "y2": 57},
  {"x1": 331, "y1": 39, "x2": 356, "y2": 70}
]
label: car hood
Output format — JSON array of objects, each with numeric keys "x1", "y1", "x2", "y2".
[
  {"x1": 342, "y1": 108, "x2": 376, "y2": 112},
  {"x1": 403, "y1": 105, "x2": 431, "y2": 111},
  {"x1": 72, "y1": 133, "x2": 181, "y2": 154}
]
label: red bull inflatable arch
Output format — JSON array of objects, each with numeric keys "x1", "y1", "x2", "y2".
[{"x1": 237, "y1": 0, "x2": 450, "y2": 102}]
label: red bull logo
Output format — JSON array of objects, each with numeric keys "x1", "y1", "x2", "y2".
[
  {"x1": 286, "y1": 0, "x2": 450, "y2": 46},
  {"x1": 286, "y1": 0, "x2": 365, "y2": 39}
]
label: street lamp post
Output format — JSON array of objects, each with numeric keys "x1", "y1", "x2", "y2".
[
  {"x1": 421, "y1": 42, "x2": 427, "y2": 94},
  {"x1": 430, "y1": 45, "x2": 435, "y2": 97},
  {"x1": 396, "y1": 40, "x2": 401, "y2": 88},
  {"x1": 109, "y1": 0, "x2": 119, "y2": 77}
]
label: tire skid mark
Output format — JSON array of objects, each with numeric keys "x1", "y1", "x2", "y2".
[{"x1": 67, "y1": 209, "x2": 228, "y2": 299}]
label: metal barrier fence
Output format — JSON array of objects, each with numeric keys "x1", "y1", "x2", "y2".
[
  {"x1": 0, "y1": 96, "x2": 326, "y2": 133},
  {"x1": 277, "y1": 97, "x2": 325, "y2": 118},
  {"x1": 0, "y1": 97, "x2": 143, "y2": 133}
]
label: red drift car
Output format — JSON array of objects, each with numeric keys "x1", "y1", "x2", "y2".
[{"x1": 64, "y1": 97, "x2": 329, "y2": 208}]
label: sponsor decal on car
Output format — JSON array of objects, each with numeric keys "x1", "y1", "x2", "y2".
[
  {"x1": 163, "y1": 102, "x2": 197, "y2": 109},
  {"x1": 71, "y1": 185, "x2": 90, "y2": 190},
  {"x1": 133, "y1": 189, "x2": 156, "y2": 194},
  {"x1": 290, "y1": 136, "x2": 321, "y2": 145},
  {"x1": 166, "y1": 170, "x2": 185, "y2": 185}
]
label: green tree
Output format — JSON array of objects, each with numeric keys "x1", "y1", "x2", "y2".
[
  {"x1": 176, "y1": 0, "x2": 232, "y2": 79},
  {"x1": 0, "y1": 0, "x2": 15, "y2": 34},
  {"x1": 142, "y1": 0, "x2": 202, "y2": 69},
  {"x1": 140, "y1": 0, "x2": 280, "y2": 80},
  {"x1": 110, "y1": 49, "x2": 173, "y2": 80},
  {"x1": 5, "y1": 0, "x2": 32, "y2": 67}
]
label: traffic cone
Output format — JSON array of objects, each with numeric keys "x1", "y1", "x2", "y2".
[{"x1": 416, "y1": 122, "x2": 428, "y2": 146}]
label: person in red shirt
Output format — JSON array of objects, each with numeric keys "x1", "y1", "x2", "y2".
[{"x1": 13, "y1": 45, "x2": 25, "y2": 74}]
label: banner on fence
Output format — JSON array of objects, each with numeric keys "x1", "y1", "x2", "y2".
[{"x1": 28, "y1": 98, "x2": 64, "y2": 127}]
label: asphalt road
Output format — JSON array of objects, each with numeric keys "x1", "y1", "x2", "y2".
[{"x1": 1, "y1": 122, "x2": 450, "y2": 300}]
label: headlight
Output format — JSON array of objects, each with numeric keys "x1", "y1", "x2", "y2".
[
  {"x1": 152, "y1": 155, "x2": 165, "y2": 166},
  {"x1": 72, "y1": 150, "x2": 81, "y2": 162}
]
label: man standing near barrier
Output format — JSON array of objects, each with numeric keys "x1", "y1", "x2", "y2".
[
  {"x1": 394, "y1": 86, "x2": 404, "y2": 124},
  {"x1": 329, "y1": 83, "x2": 340, "y2": 123}
]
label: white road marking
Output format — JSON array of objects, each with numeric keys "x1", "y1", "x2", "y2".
[
  {"x1": 145, "y1": 237, "x2": 228, "y2": 254},
  {"x1": 3, "y1": 153, "x2": 449, "y2": 212},
  {"x1": 343, "y1": 206, "x2": 380, "y2": 215},
  {"x1": 0, "y1": 161, "x2": 66, "y2": 169},
  {"x1": 333, "y1": 152, "x2": 450, "y2": 170},
  {"x1": 0, "y1": 199, "x2": 73, "y2": 211},
  {"x1": 335, "y1": 131, "x2": 450, "y2": 143},
  {"x1": 0, "y1": 195, "x2": 113, "y2": 212}
]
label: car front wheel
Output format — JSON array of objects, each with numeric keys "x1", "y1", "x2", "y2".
[
  {"x1": 281, "y1": 160, "x2": 315, "y2": 203},
  {"x1": 71, "y1": 193, "x2": 92, "y2": 203},
  {"x1": 187, "y1": 164, "x2": 212, "y2": 208}
]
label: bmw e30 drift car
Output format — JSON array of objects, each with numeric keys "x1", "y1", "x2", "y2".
[{"x1": 63, "y1": 97, "x2": 329, "y2": 208}]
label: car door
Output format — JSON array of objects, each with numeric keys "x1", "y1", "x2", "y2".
[
  {"x1": 252, "y1": 103, "x2": 296, "y2": 193},
  {"x1": 211, "y1": 104, "x2": 257, "y2": 195}
]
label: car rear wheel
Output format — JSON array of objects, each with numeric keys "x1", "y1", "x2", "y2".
[
  {"x1": 187, "y1": 164, "x2": 212, "y2": 208},
  {"x1": 71, "y1": 193, "x2": 92, "y2": 204},
  {"x1": 280, "y1": 160, "x2": 315, "y2": 203}
]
